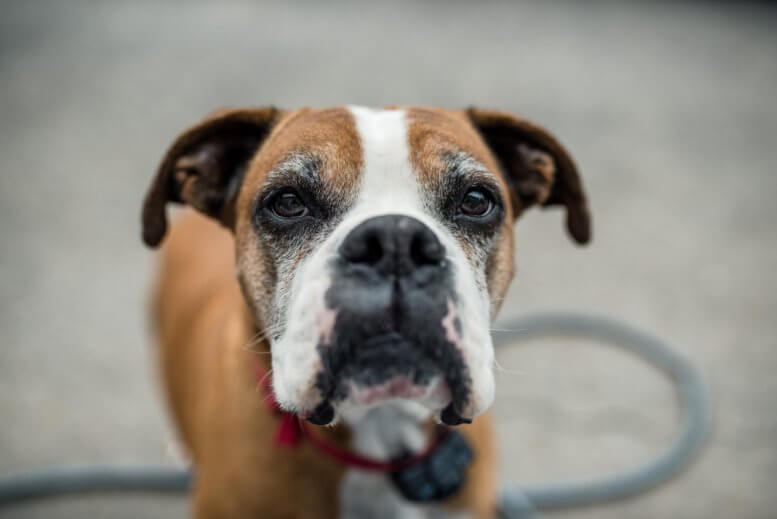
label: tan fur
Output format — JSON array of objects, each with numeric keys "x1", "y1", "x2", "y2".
[
  {"x1": 406, "y1": 107, "x2": 507, "y2": 192},
  {"x1": 238, "y1": 107, "x2": 364, "y2": 215}
]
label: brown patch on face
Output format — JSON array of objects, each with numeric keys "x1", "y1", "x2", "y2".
[
  {"x1": 237, "y1": 107, "x2": 363, "y2": 217},
  {"x1": 233, "y1": 107, "x2": 364, "y2": 332},
  {"x1": 486, "y1": 224, "x2": 515, "y2": 315},
  {"x1": 405, "y1": 108, "x2": 509, "y2": 206},
  {"x1": 405, "y1": 106, "x2": 591, "y2": 313},
  {"x1": 405, "y1": 107, "x2": 517, "y2": 303}
]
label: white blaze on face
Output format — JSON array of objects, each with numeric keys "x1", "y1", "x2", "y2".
[
  {"x1": 348, "y1": 106, "x2": 419, "y2": 215},
  {"x1": 271, "y1": 106, "x2": 495, "y2": 420}
]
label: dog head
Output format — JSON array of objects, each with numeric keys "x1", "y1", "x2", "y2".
[{"x1": 142, "y1": 106, "x2": 590, "y2": 426}]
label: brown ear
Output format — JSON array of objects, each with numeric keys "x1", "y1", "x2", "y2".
[
  {"x1": 141, "y1": 107, "x2": 282, "y2": 247},
  {"x1": 466, "y1": 107, "x2": 591, "y2": 245}
]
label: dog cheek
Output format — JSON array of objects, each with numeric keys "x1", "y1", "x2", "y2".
[
  {"x1": 273, "y1": 253, "x2": 337, "y2": 410},
  {"x1": 449, "y1": 260, "x2": 496, "y2": 417},
  {"x1": 235, "y1": 238, "x2": 280, "y2": 330},
  {"x1": 457, "y1": 316, "x2": 495, "y2": 417},
  {"x1": 470, "y1": 363, "x2": 496, "y2": 417},
  {"x1": 485, "y1": 224, "x2": 515, "y2": 315},
  {"x1": 317, "y1": 307, "x2": 339, "y2": 346}
]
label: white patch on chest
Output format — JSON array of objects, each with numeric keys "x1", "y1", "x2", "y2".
[
  {"x1": 338, "y1": 404, "x2": 474, "y2": 519},
  {"x1": 338, "y1": 404, "x2": 431, "y2": 519}
]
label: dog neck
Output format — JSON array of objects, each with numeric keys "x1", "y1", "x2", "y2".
[
  {"x1": 338, "y1": 404, "x2": 438, "y2": 518},
  {"x1": 341, "y1": 402, "x2": 433, "y2": 461}
]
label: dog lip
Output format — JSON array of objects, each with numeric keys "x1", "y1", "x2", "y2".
[
  {"x1": 315, "y1": 330, "x2": 471, "y2": 410},
  {"x1": 351, "y1": 377, "x2": 426, "y2": 406},
  {"x1": 440, "y1": 402, "x2": 472, "y2": 426},
  {"x1": 342, "y1": 375, "x2": 452, "y2": 409},
  {"x1": 306, "y1": 400, "x2": 335, "y2": 426}
]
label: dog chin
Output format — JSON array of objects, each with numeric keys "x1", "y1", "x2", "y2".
[{"x1": 334, "y1": 375, "x2": 451, "y2": 424}]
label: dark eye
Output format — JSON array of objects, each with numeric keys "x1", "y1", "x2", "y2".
[
  {"x1": 270, "y1": 190, "x2": 309, "y2": 218},
  {"x1": 459, "y1": 187, "x2": 493, "y2": 217}
]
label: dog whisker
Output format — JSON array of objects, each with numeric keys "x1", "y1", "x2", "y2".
[
  {"x1": 247, "y1": 326, "x2": 281, "y2": 344},
  {"x1": 242, "y1": 325, "x2": 284, "y2": 353},
  {"x1": 492, "y1": 357, "x2": 524, "y2": 375},
  {"x1": 254, "y1": 368, "x2": 274, "y2": 393}
]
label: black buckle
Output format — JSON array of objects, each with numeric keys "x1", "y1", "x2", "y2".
[{"x1": 390, "y1": 428, "x2": 474, "y2": 503}]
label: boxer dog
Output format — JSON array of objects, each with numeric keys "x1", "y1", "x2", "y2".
[{"x1": 142, "y1": 106, "x2": 590, "y2": 518}]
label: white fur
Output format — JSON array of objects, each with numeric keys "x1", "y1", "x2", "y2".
[{"x1": 339, "y1": 404, "x2": 428, "y2": 518}]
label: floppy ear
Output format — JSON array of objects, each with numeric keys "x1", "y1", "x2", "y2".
[
  {"x1": 466, "y1": 107, "x2": 591, "y2": 245},
  {"x1": 141, "y1": 107, "x2": 281, "y2": 247}
]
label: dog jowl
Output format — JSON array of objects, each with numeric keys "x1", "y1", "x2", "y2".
[{"x1": 142, "y1": 105, "x2": 591, "y2": 430}]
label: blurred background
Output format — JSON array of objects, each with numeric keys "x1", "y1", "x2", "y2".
[{"x1": 1, "y1": 1, "x2": 776, "y2": 517}]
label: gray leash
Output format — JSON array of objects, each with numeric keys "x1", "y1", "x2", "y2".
[
  {"x1": 0, "y1": 312, "x2": 709, "y2": 516},
  {"x1": 0, "y1": 467, "x2": 191, "y2": 505},
  {"x1": 496, "y1": 313, "x2": 709, "y2": 518}
]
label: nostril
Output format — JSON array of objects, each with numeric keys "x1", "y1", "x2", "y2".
[
  {"x1": 340, "y1": 215, "x2": 445, "y2": 273},
  {"x1": 362, "y1": 233, "x2": 384, "y2": 265},
  {"x1": 342, "y1": 229, "x2": 384, "y2": 266},
  {"x1": 409, "y1": 230, "x2": 444, "y2": 267}
]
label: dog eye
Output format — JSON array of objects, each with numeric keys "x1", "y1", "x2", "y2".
[
  {"x1": 270, "y1": 190, "x2": 309, "y2": 218},
  {"x1": 459, "y1": 188, "x2": 493, "y2": 217}
]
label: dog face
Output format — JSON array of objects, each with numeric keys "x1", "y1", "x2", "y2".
[{"x1": 143, "y1": 106, "x2": 590, "y2": 426}]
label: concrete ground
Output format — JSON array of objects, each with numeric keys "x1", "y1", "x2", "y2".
[{"x1": 1, "y1": 1, "x2": 776, "y2": 517}]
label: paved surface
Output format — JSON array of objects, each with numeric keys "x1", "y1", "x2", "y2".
[{"x1": 1, "y1": 1, "x2": 776, "y2": 517}]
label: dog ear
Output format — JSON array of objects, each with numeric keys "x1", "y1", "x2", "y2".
[
  {"x1": 466, "y1": 107, "x2": 591, "y2": 245},
  {"x1": 141, "y1": 107, "x2": 282, "y2": 247}
]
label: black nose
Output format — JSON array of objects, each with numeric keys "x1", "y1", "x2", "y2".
[{"x1": 339, "y1": 215, "x2": 445, "y2": 275}]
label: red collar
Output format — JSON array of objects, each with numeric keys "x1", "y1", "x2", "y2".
[{"x1": 252, "y1": 356, "x2": 450, "y2": 473}]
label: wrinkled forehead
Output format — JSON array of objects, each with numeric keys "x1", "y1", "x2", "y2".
[
  {"x1": 241, "y1": 107, "x2": 363, "y2": 196},
  {"x1": 405, "y1": 107, "x2": 503, "y2": 186},
  {"x1": 241, "y1": 106, "x2": 504, "y2": 204}
]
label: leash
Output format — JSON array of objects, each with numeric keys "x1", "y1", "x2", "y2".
[
  {"x1": 0, "y1": 312, "x2": 709, "y2": 518},
  {"x1": 496, "y1": 313, "x2": 709, "y2": 518}
]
